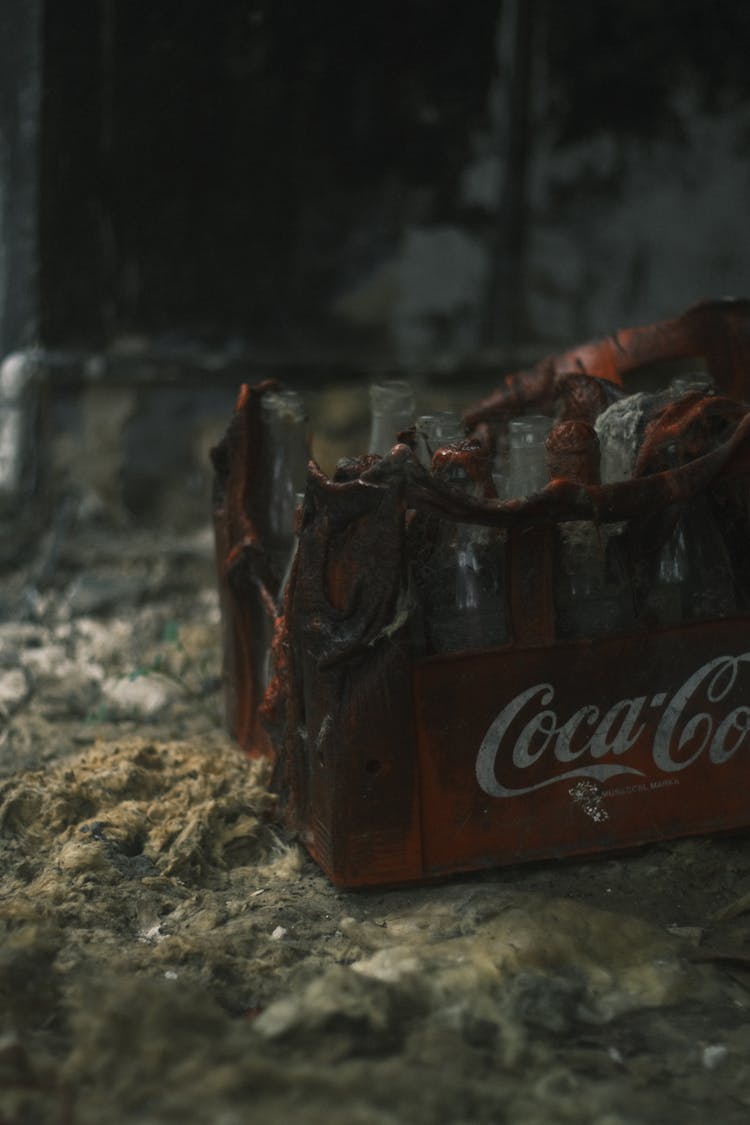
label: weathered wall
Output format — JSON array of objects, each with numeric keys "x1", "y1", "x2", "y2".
[
  {"x1": 4, "y1": 1, "x2": 750, "y2": 368},
  {"x1": 0, "y1": 0, "x2": 42, "y2": 357},
  {"x1": 334, "y1": 3, "x2": 750, "y2": 364},
  {"x1": 3, "y1": 1, "x2": 750, "y2": 526}
]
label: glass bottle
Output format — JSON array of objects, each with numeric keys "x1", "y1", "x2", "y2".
[
  {"x1": 644, "y1": 441, "x2": 735, "y2": 626},
  {"x1": 646, "y1": 515, "x2": 689, "y2": 626},
  {"x1": 261, "y1": 389, "x2": 308, "y2": 566},
  {"x1": 503, "y1": 414, "x2": 552, "y2": 499},
  {"x1": 594, "y1": 381, "x2": 735, "y2": 626},
  {"x1": 415, "y1": 411, "x2": 464, "y2": 467},
  {"x1": 422, "y1": 443, "x2": 507, "y2": 653},
  {"x1": 368, "y1": 379, "x2": 415, "y2": 455},
  {"x1": 595, "y1": 392, "x2": 651, "y2": 484},
  {"x1": 595, "y1": 377, "x2": 714, "y2": 486},
  {"x1": 547, "y1": 421, "x2": 634, "y2": 639}
]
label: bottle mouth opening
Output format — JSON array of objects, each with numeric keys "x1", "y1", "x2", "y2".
[
  {"x1": 508, "y1": 415, "x2": 553, "y2": 442},
  {"x1": 261, "y1": 389, "x2": 307, "y2": 425},
  {"x1": 369, "y1": 380, "x2": 415, "y2": 411}
]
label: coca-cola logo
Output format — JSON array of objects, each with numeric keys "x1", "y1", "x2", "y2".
[{"x1": 476, "y1": 653, "x2": 750, "y2": 798}]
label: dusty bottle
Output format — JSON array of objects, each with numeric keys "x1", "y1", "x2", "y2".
[
  {"x1": 368, "y1": 379, "x2": 415, "y2": 455},
  {"x1": 261, "y1": 389, "x2": 308, "y2": 570},
  {"x1": 422, "y1": 442, "x2": 507, "y2": 654},
  {"x1": 415, "y1": 411, "x2": 464, "y2": 467},
  {"x1": 643, "y1": 439, "x2": 735, "y2": 625},
  {"x1": 646, "y1": 517, "x2": 688, "y2": 626},
  {"x1": 502, "y1": 415, "x2": 552, "y2": 499},
  {"x1": 598, "y1": 379, "x2": 735, "y2": 625},
  {"x1": 595, "y1": 392, "x2": 654, "y2": 484},
  {"x1": 595, "y1": 377, "x2": 714, "y2": 486},
  {"x1": 546, "y1": 421, "x2": 634, "y2": 639},
  {"x1": 671, "y1": 526, "x2": 735, "y2": 621}
]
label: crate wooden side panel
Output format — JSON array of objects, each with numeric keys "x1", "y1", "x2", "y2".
[
  {"x1": 297, "y1": 637, "x2": 424, "y2": 886},
  {"x1": 413, "y1": 621, "x2": 750, "y2": 877},
  {"x1": 211, "y1": 381, "x2": 281, "y2": 756},
  {"x1": 277, "y1": 459, "x2": 424, "y2": 886}
]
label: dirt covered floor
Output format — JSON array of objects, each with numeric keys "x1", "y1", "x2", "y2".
[{"x1": 2, "y1": 511, "x2": 750, "y2": 1125}]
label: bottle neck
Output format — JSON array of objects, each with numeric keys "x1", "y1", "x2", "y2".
[
  {"x1": 415, "y1": 412, "x2": 464, "y2": 466},
  {"x1": 368, "y1": 380, "x2": 415, "y2": 455},
  {"x1": 506, "y1": 415, "x2": 552, "y2": 497},
  {"x1": 261, "y1": 389, "x2": 308, "y2": 543}
]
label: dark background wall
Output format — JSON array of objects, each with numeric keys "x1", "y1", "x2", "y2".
[
  {"x1": 0, "y1": 0, "x2": 42, "y2": 357},
  {"x1": 3, "y1": 0, "x2": 750, "y2": 369}
]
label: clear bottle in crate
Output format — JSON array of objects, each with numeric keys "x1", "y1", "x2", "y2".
[
  {"x1": 415, "y1": 411, "x2": 464, "y2": 467},
  {"x1": 261, "y1": 388, "x2": 308, "y2": 570},
  {"x1": 503, "y1": 414, "x2": 552, "y2": 499},
  {"x1": 646, "y1": 519, "x2": 688, "y2": 625},
  {"x1": 368, "y1": 380, "x2": 415, "y2": 455},
  {"x1": 546, "y1": 421, "x2": 635, "y2": 639},
  {"x1": 421, "y1": 442, "x2": 507, "y2": 654},
  {"x1": 595, "y1": 392, "x2": 652, "y2": 484},
  {"x1": 643, "y1": 439, "x2": 735, "y2": 625},
  {"x1": 595, "y1": 378, "x2": 713, "y2": 486}
]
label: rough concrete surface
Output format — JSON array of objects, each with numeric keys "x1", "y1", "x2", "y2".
[{"x1": 2, "y1": 516, "x2": 750, "y2": 1125}]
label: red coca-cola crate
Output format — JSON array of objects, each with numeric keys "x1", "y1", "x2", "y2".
[{"x1": 212, "y1": 299, "x2": 750, "y2": 886}]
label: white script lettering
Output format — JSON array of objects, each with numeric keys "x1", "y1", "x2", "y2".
[{"x1": 476, "y1": 653, "x2": 750, "y2": 798}]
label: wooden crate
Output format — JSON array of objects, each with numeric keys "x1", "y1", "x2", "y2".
[{"x1": 212, "y1": 299, "x2": 750, "y2": 886}]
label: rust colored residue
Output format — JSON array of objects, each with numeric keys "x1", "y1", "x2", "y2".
[
  {"x1": 545, "y1": 420, "x2": 600, "y2": 485},
  {"x1": 463, "y1": 298, "x2": 750, "y2": 428}
]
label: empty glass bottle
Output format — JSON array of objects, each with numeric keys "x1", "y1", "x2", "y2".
[
  {"x1": 261, "y1": 389, "x2": 308, "y2": 565},
  {"x1": 368, "y1": 379, "x2": 415, "y2": 455},
  {"x1": 415, "y1": 411, "x2": 464, "y2": 467},
  {"x1": 547, "y1": 421, "x2": 635, "y2": 639},
  {"x1": 646, "y1": 516, "x2": 689, "y2": 626},
  {"x1": 422, "y1": 444, "x2": 507, "y2": 653},
  {"x1": 595, "y1": 392, "x2": 653, "y2": 484},
  {"x1": 596, "y1": 377, "x2": 714, "y2": 486},
  {"x1": 643, "y1": 440, "x2": 735, "y2": 626},
  {"x1": 503, "y1": 414, "x2": 552, "y2": 499}
]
